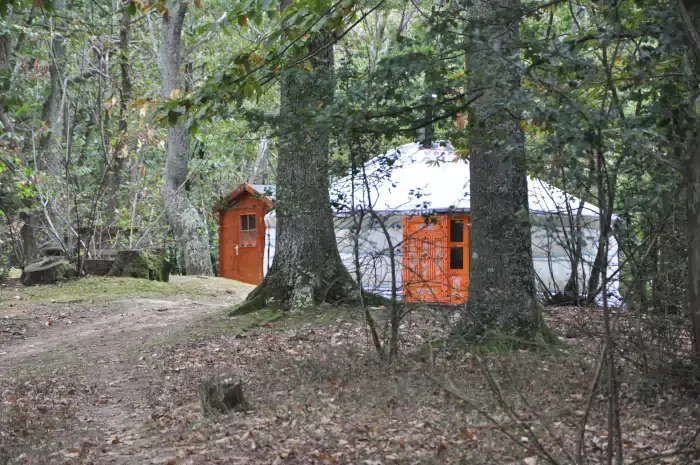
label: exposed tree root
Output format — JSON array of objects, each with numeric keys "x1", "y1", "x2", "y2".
[{"x1": 229, "y1": 265, "x2": 358, "y2": 316}]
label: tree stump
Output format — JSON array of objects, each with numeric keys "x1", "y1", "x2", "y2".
[
  {"x1": 198, "y1": 375, "x2": 248, "y2": 416},
  {"x1": 107, "y1": 249, "x2": 169, "y2": 282},
  {"x1": 20, "y1": 258, "x2": 75, "y2": 286}
]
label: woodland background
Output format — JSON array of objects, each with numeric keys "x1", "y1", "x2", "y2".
[{"x1": 1, "y1": 0, "x2": 700, "y2": 463}]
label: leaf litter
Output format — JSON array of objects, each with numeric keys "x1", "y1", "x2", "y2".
[{"x1": 0, "y1": 292, "x2": 697, "y2": 465}]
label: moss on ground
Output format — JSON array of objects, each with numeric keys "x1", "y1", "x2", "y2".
[
  {"x1": 175, "y1": 305, "x2": 372, "y2": 344},
  {"x1": 11, "y1": 276, "x2": 244, "y2": 304}
]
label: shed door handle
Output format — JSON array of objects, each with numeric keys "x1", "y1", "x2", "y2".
[{"x1": 235, "y1": 244, "x2": 239, "y2": 256}]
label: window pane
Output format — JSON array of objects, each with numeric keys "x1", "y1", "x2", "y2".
[
  {"x1": 450, "y1": 247, "x2": 464, "y2": 269},
  {"x1": 240, "y1": 214, "x2": 256, "y2": 232},
  {"x1": 450, "y1": 220, "x2": 464, "y2": 242}
]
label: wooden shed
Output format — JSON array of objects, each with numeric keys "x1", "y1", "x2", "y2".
[{"x1": 215, "y1": 183, "x2": 274, "y2": 285}]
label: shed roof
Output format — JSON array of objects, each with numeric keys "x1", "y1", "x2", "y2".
[
  {"x1": 249, "y1": 184, "x2": 276, "y2": 200},
  {"x1": 327, "y1": 142, "x2": 603, "y2": 218},
  {"x1": 215, "y1": 183, "x2": 275, "y2": 213}
]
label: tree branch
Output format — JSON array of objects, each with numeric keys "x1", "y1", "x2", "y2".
[
  {"x1": 65, "y1": 67, "x2": 103, "y2": 86},
  {"x1": 678, "y1": 0, "x2": 700, "y2": 59}
]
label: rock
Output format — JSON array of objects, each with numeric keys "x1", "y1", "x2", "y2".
[
  {"x1": 82, "y1": 259, "x2": 115, "y2": 276},
  {"x1": 198, "y1": 375, "x2": 248, "y2": 416},
  {"x1": 20, "y1": 258, "x2": 76, "y2": 286},
  {"x1": 107, "y1": 249, "x2": 169, "y2": 282},
  {"x1": 39, "y1": 246, "x2": 64, "y2": 257}
]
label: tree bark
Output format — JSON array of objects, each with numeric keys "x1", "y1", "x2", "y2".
[
  {"x1": 678, "y1": 0, "x2": 700, "y2": 361},
  {"x1": 687, "y1": 129, "x2": 700, "y2": 360},
  {"x1": 39, "y1": 0, "x2": 68, "y2": 174},
  {"x1": 105, "y1": 2, "x2": 133, "y2": 221},
  {"x1": 19, "y1": 211, "x2": 37, "y2": 265},
  {"x1": 458, "y1": 0, "x2": 540, "y2": 339},
  {"x1": 158, "y1": 0, "x2": 213, "y2": 276},
  {"x1": 248, "y1": 137, "x2": 270, "y2": 184},
  {"x1": 0, "y1": 26, "x2": 39, "y2": 265},
  {"x1": 586, "y1": 195, "x2": 615, "y2": 302},
  {"x1": 238, "y1": 30, "x2": 355, "y2": 312}
]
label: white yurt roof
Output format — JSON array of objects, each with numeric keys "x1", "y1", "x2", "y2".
[{"x1": 328, "y1": 141, "x2": 603, "y2": 218}]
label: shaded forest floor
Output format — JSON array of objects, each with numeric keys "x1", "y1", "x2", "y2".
[{"x1": 0, "y1": 277, "x2": 698, "y2": 465}]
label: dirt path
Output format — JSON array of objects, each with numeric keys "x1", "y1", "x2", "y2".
[
  {"x1": 0, "y1": 277, "x2": 253, "y2": 464},
  {"x1": 1, "y1": 296, "x2": 241, "y2": 369}
]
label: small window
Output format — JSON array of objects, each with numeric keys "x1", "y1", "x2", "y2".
[
  {"x1": 240, "y1": 214, "x2": 256, "y2": 247},
  {"x1": 450, "y1": 246, "x2": 464, "y2": 269},
  {"x1": 450, "y1": 220, "x2": 464, "y2": 243}
]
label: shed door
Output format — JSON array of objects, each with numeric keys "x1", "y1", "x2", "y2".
[
  {"x1": 220, "y1": 208, "x2": 264, "y2": 285},
  {"x1": 402, "y1": 214, "x2": 469, "y2": 304},
  {"x1": 402, "y1": 215, "x2": 448, "y2": 303},
  {"x1": 445, "y1": 215, "x2": 469, "y2": 303},
  {"x1": 232, "y1": 210, "x2": 264, "y2": 285}
]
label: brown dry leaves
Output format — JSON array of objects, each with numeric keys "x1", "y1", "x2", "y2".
[
  {"x1": 0, "y1": 304, "x2": 698, "y2": 464},
  {"x1": 122, "y1": 308, "x2": 697, "y2": 465}
]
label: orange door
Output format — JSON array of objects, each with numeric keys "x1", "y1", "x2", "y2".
[
  {"x1": 402, "y1": 215, "x2": 448, "y2": 303},
  {"x1": 402, "y1": 214, "x2": 469, "y2": 304},
  {"x1": 219, "y1": 211, "x2": 237, "y2": 280},
  {"x1": 232, "y1": 210, "x2": 263, "y2": 285},
  {"x1": 445, "y1": 214, "x2": 469, "y2": 304}
]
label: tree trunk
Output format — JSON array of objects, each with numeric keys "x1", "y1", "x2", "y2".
[
  {"x1": 676, "y1": 0, "x2": 700, "y2": 360},
  {"x1": 105, "y1": 2, "x2": 133, "y2": 221},
  {"x1": 585, "y1": 151, "x2": 616, "y2": 305},
  {"x1": 158, "y1": 0, "x2": 213, "y2": 276},
  {"x1": 39, "y1": 0, "x2": 68, "y2": 174},
  {"x1": 458, "y1": 0, "x2": 540, "y2": 339},
  {"x1": 687, "y1": 128, "x2": 700, "y2": 360},
  {"x1": 237, "y1": 30, "x2": 355, "y2": 313},
  {"x1": 19, "y1": 211, "x2": 38, "y2": 266},
  {"x1": 0, "y1": 27, "x2": 39, "y2": 265},
  {"x1": 248, "y1": 137, "x2": 270, "y2": 184}
]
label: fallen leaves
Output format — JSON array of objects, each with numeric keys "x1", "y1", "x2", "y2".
[
  {"x1": 63, "y1": 449, "x2": 81, "y2": 458},
  {"x1": 317, "y1": 451, "x2": 338, "y2": 463},
  {"x1": 1, "y1": 297, "x2": 698, "y2": 465}
]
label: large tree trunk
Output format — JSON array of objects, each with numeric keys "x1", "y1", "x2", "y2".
[
  {"x1": 158, "y1": 0, "x2": 213, "y2": 276},
  {"x1": 237, "y1": 31, "x2": 355, "y2": 313},
  {"x1": 678, "y1": 0, "x2": 700, "y2": 361},
  {"x1": 458, "y1": 0, "x2": 540, "y2": 339},
  {"x1": 687, "y1": 129, "x2": 700, "y2": 360}
]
